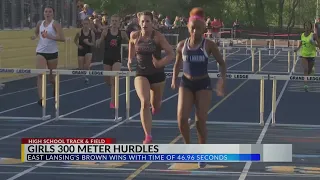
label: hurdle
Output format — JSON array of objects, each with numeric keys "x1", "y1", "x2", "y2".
[
  {"x1": 245, "y1": 39, "x2": 276, "y2": 55},
  {"x1": 243, "y1": 47, "x2": 257, "y2": 73},
  {"x1": 163, "y1": 34, "x2": 179, "y2": 47},
  {"x1": 258, "y1": 48, "x2": 265, "y2": 72},
  {"x1": 128, "y1": 72, "x2": 268, "y2": 126},
  {"x1": 2, "y1": 67, "x2": 320, "y2": 126},
  {"x1": 0, "y1": 68, "x2": 51, "y2": 120},
  {"x1": 218, "y1": 47, "x2": 234, "y2": 70},
  {"x1": 281, "y1": 48, "x2": 297, "y2": 73},
  {"x1": 55, "y1": 69, "x2": 124, "y2": 122},
  {"x1": 256, "y1": 47, "x2": 296, "y2": 72}
]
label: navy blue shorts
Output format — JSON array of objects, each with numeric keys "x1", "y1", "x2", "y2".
[
  {"x1": 180, "y1": 75, "x2": 212, "y2": 93},
  {"x1": 301, "y1": 57, "x2": 315, "y2": 62}
]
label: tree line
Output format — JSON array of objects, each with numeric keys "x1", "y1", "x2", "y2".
[{"x1": 84, "y1": 0, "x2": 317, "y2": 29}]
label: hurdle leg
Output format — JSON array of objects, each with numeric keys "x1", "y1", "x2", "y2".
[
  {"x1": 69, "y1": 38, "x2": 72, "y2": 67},
  {"x1": 114, "y1": 74, "x2": 122, "y2": 122},
  {"x1": 287, "y1": 51, "x2": 291, "y2": 73},
  {"x1": 175, "y1": 34, "x2": 179, "y2": 47},
  {"x1": 126, "y1": 73, "x2": 131, "y2": 122},
  {"x1": 55, "y1": 72, "x2": 60, "y2": 119},
  {"x1": 293, "y1": 52, "x2": 297, "y2": 72},
  {"x1": 260, "y1": 78, "x2": 265, "y2": 126},
  {"x1": 258, "y1": 50, "x2": 261, "y2": 72},
  {"x1": 246, "y1": 40, "x2": 248, "y2": 54},
  {"x1": 64, "y1": 39, "x2": 68, "y2": 68},
  {"x1": 268, "y1": 40, "x2": 271, "y2": 55},
  {"x1": 272, "y1": 79, "x2": 277, "y2": 125},
  {"x1": 273, "y1": 40, "x2": 276, "y2": 55},
  {"x1": 41, "y1": 72, "x2": 51, "y2": 120},
  {"x1": 251, "y1": 50, "x2": 255, "y2": 72},
  {"x1": 223, "y1": 49, "x2": 226, "y2": 61}
]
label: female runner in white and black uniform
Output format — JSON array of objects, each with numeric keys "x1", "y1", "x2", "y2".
[
  {"x1": 74, "y1": 17, "x2": 95, "y2": 84},
  {"x1": 31, "y1": 6, "x2": 65, "y2": 106}
]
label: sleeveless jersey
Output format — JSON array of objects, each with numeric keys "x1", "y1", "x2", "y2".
[
  {"x1": 182, "y1": 38, "x2": 209, "y2": 77},
  {"x1": 135, "y1": 30, "x2": 162, "y2": 75},
  {"x1": 301, "y1": 32, "x2": 316, "y2": 57},
  {"x1": 104, "y1": 29, "x2": 122, "y2": 59},
  {"x1": 36, "y1": 20, "x2": 58, "y2": 53},
  {"x1": 79, "y1": 29, "x2": 92, "y2": 49}
]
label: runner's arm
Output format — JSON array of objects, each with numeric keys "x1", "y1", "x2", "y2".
[
  {"x1": 295, "y1": 41, "x2": 302, "y2": 52},
  {"x1": 128, "y1": 31, "x2": 138, "y2": 63},
  {"x1": 172, "y1": 40, "x2": 185, "y2": 81},
  {"x1": 156, "y1": 32, "x2": 174, "y2": 67},
  {"x1": 313, "y1": 34, "x2": 320, "y2": 48},
  {"x1": 52, "y1": 22, "x2": 66, "y2": 42},
  {"x1": 207, "y1": 39, "x2": 226, "y2": 81},
  {"x1": 33, "y1": 21, "x2": 42, "y2": 38},
  {"x1": 74, "y1": 32, "x2": 80, "y2": 46}
]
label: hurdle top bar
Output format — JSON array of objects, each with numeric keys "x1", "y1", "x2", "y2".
[
  {"x1": 120, "y1": 44, "x2": 296, "y2": 51},
  {"x1": 2, "y1": 68, "x2": 320, "y2": 82}
]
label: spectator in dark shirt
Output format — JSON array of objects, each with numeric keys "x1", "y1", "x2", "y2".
[
  {"x1": 126, "y1": 17, "x2": 139, "y2": 37},
  {"x1": 233, "y1": 19, "x2": 240, "y2": 39}
]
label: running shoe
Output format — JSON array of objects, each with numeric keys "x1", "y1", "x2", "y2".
[
  {"x1": 198, "y1": 162, "x2": 207, "y2": 168},
  {"x1": 304, "y1": 85, "x2": 309, "y2": 92},
  {"x1": 143, "y1": 135, "x2": 152, "y2": 144}
]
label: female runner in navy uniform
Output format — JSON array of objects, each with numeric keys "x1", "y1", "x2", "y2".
[
  {"x1": 97, "y1": 14, "x2": 129, "y2": 108},
  {"x1": 128, "y1": 11, "x2": 174, "y2": 144},
  {"x1": 172, "y1": 7, "x2": 226, "y2": 167},
  {"x1": 74, "y1": 17, "x2": 95, "y2": 84}
]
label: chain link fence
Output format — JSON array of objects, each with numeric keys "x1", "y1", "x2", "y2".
[{"x1": 0, "y1": 0, "x2": 78, "y2": 30}]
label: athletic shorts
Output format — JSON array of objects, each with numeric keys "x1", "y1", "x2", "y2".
[
  {"x1": 78, "y1": 48, "x2": 92, "y2": 57},
  {"x1": 103, "y1": 58, "x2": 121, "y2": 66},
  {"x1": 36, "y1": 52, "x2": 58, "y2": 61},
  {"x1": 301, "y1": 57, "x2": 315, "y2": 62},
  {"x1": 180, "y1": 75, "x2": 212, "y2": 93},
  {"x1": 136, "y1": 72, "x2": 166, "y2": 85}
]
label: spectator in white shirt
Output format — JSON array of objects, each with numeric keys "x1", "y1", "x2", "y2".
[{"x1": 79, "y1": 4, "x2": 89, "y2": 21}]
